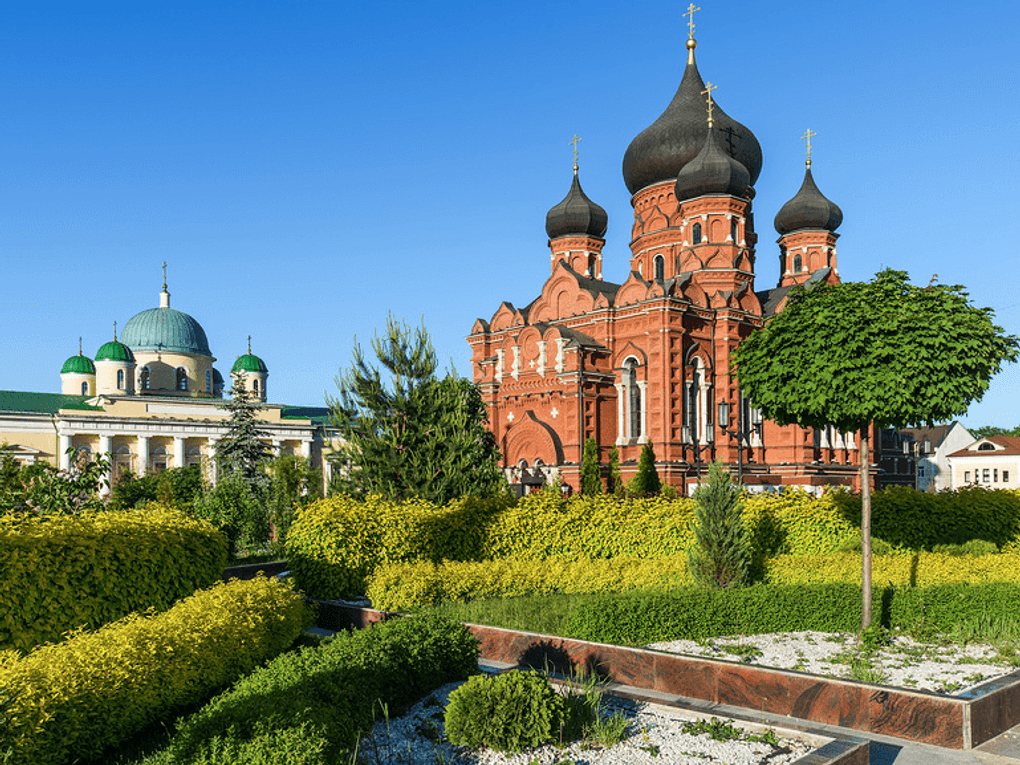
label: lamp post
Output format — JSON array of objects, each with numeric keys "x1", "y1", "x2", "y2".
[{"x1": 717, "y1": 394, "x2": 762, "y2": 484}]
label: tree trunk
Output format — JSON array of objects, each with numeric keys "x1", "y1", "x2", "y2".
[{"x1": 860, "y1": 421, "x2": 872, "y2": 631}]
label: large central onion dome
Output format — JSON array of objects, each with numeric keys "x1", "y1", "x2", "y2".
[
  {"x1": 622, "y1": 41, "x2": 762, "y2": 195},
  {"x1": 121, "y1": 289, "x2": 212, "y2": 356},
  {"x1": 545, "y1": 168, "x2": 608, "y2": 240}
]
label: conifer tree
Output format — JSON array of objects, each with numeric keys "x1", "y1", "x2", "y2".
[
  {"x1": 215, "y1": 370, "x2": 271, "y2": 484},
  {"x1": 607, "y1": 444, "x2": 623, "y2": 497},
  {"x1": 688, "y1": 461, "x2": 750, "y2": 588},
  {"x1": 579, "y1": 436, "x2": 602, "y2": 495},
  {"x1": 629, "y1": 442, "x2": 661, "y2": 496}
]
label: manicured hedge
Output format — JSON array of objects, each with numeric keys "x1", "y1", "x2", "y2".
[
  {"x1": 366, "y1": 556, "x2": 692, "y2": 611},
  {"x1": 0, "y1": 506, "x2": 229, "y2": 653},
  {"x1": 154, "y1": 615, "x2": 479, "y2": 765},
  {"x1": 567, "y1": 582, "x2": 1020, "y2": 645},
  {"x1": 287, "y1": 488, "x2": 1020, "y2": 600},
  {"x1": 0, "y1": 575, "x2": 311, "y2": 765},
  {"x1": 766, "y1": 551, "x2": 1020, "y2": 586}
]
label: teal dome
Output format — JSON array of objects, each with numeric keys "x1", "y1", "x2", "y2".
[
  {"x1": 121, "y1": 306, "x2": 212, "y2": 356},
  {"x1": 95, "y1": 340, "x2": 136, "y2": 363},
  {"x1": 61, "y1": 354, "x2": 96, "y2": 375},
  {"x1": 232, "y1": 353, "x2": 268, "y2": 374}
]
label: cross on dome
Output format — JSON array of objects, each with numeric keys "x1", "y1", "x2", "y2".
[
  {"x1": 685, "y1": 3, "x2": 700, "y2": 39},
  {"x1": 570, "y1": 134, "x2": 582, "y2": 172},
  {"x1": 802, "y1": 128, "x2": 816, "y2": 166},
  {"x1": 702, "y1": 82, "x2": 717, "y2": 125}
]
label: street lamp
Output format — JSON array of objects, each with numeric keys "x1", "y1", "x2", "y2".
[{"x1": 717, "y1": 394, "x2": 762, "y2": 484}]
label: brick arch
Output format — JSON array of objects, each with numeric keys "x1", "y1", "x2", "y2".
[{"x1": 503, "y1": 411, "x2": 564, "y2": 468}]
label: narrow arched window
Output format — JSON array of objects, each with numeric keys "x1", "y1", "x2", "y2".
[
  {"x1": 205, "y1": 370, "x2": 212, "y2": 393},
  {"x1": 117, "y1": 369, "x2": 125, "y2": 389},
  {"x1": 81, "y1": 381, "x2": 89, "y2": 395},
  {"x1": 587, "y1": 255, "x2": 595, "y2": 278},
  {"x1": 654, "y1": 255, "x2": 664, "y2": 282},
  {"x1": 731, "y1": 219, "x2": 738, "y2": 242},
  {"x1": 625, "y1": 358, "x2": 641, "y2": 440},
  {"x1": 176, "y1": 367, "x2": 188, "y2": 391},
  {"x1": 253, "y1": 379, "x2": 260, "y2": 395},
  {"x1": 793, "y1": 253, "x2": 803, "y2": 273},
  {"x1": 139, "y1": 366, "x2": 150, "y2": 390},
  {"x1": 692, "y1": 222, "x2": 702, "y2": 245}
]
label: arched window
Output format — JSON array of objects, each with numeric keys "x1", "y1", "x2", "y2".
[
  {"x1": 730, "y1": 219, "x2": 738, "y2": 242},
  {"x1": 140, "y1": 367, "x2": 150, "y2": 390},
  {"x1": 253, "y1": 379, "x2": 260, "y2": 395},
  {"x1": 117, "y1": 369, "x2": 125, "y2": 389},
  {"x1": 654, "y1": 255, "x2": 664, "y2": 282},
  {"x1": 587, "y1": 255, "x2": 595, "y2": 278},
  {"x1": 625, "y1": 358, "x2": 641, "y2": 440},
  {"x1": 81, "y1": 381, "x2": 89, "y2": 395},
  {"x1": 978, "y1": 442, "x2": 996, "y2": 451},
  {"x1": 205, "y1": 370, "x2": 212, "y2": 393},
  {"x1": 692, "y1": 222, "x2": 702, "y2": 245},
  {"x1": 176, "y1": 367, "x2": 188, "y2": 391},
  {"x1": 793, "y1": 253, "x2": 803, "y2": 273}
]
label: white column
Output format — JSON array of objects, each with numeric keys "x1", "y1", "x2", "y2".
[
  {"x1": 174, "y1": 437, "x2": 185, "y2": 469},
  {"x1": 207, "y1": 438, "x2": 218, "y2": 484},
  {"x1": 272, "y1": 438, "x2": 283, "y2": 456},
  {"x1": 511, "y1": 346, "x2": 521, "y2": 381},
  {"x1": 637, "y1": 381, "x2": 648, "y2": 444},
  {"x1": 59, "y1": 432, "x2": 72, "y2": 470},
  {"x1": 301, "y1": 440, "x2": 312, "y2": 459},
  {"x1": 536, "y1": 341, "x2": 547, "y2": 377},
  {"x1": 98, "y1": 435, "x2": 112, "y2": 496},
  {"x1": 614, "y1": 383, "x2": 626, "y2": 445},
  {"x1": 495, "y1": 349, "x2": 504, "y2": 383},
  {"x1": 137, "y1": 435, "x2": 149, "y2": 477}
]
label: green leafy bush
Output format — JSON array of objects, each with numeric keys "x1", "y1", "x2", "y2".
[
  {"x1": 0, "y1": 576, "x2": 310, "y2": 765},
  {"x1": 0, "y1": 507, "x2": 228, "y2": 653},
  {"x1": 157, "y1": 615, "x2": 478, "y2": 765},
  {"x1": 445, "y1": 671, "x2": 568, "y2": 753}
]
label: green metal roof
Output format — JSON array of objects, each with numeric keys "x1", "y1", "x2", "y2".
[
  {"x1": 232, "y1": 353, "x2": 268, "y2": 374},
  {"x1": 95, "y1": 340, "x2": 136, "y2": 363},
  {"x1": 0, "y1": 391, "x2": 103, "y2": 414},
  {"x1": 121, "y1": 306, "x2": 212, "y2": 356},
  {"x1": 60, "y1": 354, "x2": 96, "y2": 375},
  {"x1": 281, "y1": 406, "x2": 331, "y2": 425}
]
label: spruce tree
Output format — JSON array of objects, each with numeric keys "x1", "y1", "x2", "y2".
[
  {"x1": 629, "y1": 442, "x2": 661, "y2": 496},
  {"x1": 216, "y1": 370, "x2": 271, "y2": 484},
  {"x1": 607, "y1": 444, "x2": 623, "y2": 497},
  {"x1": 688, "y1": 461, "x2": 749, "y2": 588},
  {"x1": 579, "y1": 436, "x2": 602, "y2": 495}
]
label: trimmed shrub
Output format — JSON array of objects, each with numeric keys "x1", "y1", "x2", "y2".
[
  {"x1": 445, "y1": 670, "x2": 567, "y2": 753},
  {"x1": 366, "y1": 556, "x2": 692, "y2": 611},
  {"x1": 0, "y1": 576, "x2": 311, "y2": 765},
  {"x1": 0, "y1": 507, "x2": 228, "y2": 653},
  {"x1": 158, "y1": 615, "x2": 479, "y2": 765},
  {"x1": 766, "y1": 551, "x2": 1020, "y2": 587}
]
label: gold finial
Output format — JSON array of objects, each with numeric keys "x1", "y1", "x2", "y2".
[
  {"x1": 570, "y1": 134, "x2": 581, "y2": 172},
  {"x1": 802, "y1": 128, "x2": 816, "y2": 167},
  {"x1": 702, "y1": 82, "x2": 717, "y2": 126},
  {"x1": 113, "y1": 321, "x2": 118, "y2": 342},
  {"x1": 247, "y1": 335, "x2": 252, "y2": 355},
  {"x1": 162, "y1": 261, "x2": 167, "y2": 291}
]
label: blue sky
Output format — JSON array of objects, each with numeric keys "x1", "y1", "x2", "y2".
[{"x1": 3, "y1": 1, "x2": 1018, "y2": 428}]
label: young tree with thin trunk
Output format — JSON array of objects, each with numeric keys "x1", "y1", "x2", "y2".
[
  {"x1": 731, "y1": 269, "x2": 1018, "y2": 630},
  {"x1": 579, "y1": 437, "x2": 603, "y2": 495}
]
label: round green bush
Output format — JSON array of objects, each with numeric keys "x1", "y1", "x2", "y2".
[{"x1": 444, "y1": 671, "x2": 567, "y2": 753}]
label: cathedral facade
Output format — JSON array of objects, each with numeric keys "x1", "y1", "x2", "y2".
[{"x1": 468, "y1": 31, "x2": 862, "y2": 494}]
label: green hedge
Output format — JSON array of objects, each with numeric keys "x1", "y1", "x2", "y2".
[
  {"x1": 567, "y1": 582, "x2": 1020, "y2": 645},
  {"x1": 287, "y1": 488, "x2": 1020, "y2": 600},
  {"x1": 0, "y1": 506, "x2": 229, "y2": 653},
  {"x1": 0, "y1": 576, "x2": 311, "y2": 765},
  {"x1": 153, "y1": 615, "x2": 479, "y2": 765}
]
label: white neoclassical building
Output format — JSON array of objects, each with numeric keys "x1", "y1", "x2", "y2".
[{"x1": 1, "y1": 276, "x2": 335, "y2": 491}]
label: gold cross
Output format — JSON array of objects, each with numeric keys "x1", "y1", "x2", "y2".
[
  {"x1": 685, "y1": 3, "x2": 700, "y2": 38},
  {"x1": 162, "y1": 261, "x2": 167, "y2": 290},
  {"x1": 570, "y1": 134, "x2": 581, "y2": 170},
  {"x1": 802, "y1": 128, "x2": 816, "y2": 162},
  {"x1": 702, "y1": 82, "x2": 717, "y2": 123},
  {"x1": 248, "y1": 335, "x2": 252, "y2": 354},
  {"x1": 113, "y1": 320, "x2": 118, "y2": 341}
]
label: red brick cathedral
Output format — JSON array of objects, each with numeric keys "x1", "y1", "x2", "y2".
[{"x1": 468, "y1": 28, "x2": 861, "y2": 495}]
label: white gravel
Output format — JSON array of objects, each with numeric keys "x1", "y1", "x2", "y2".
[
  {"x1": 353, "y1": 680, "x2": 820, "y2": 765},
  {"x1": 646, "y1": 631, "x2": 1016, "y2": 695}
]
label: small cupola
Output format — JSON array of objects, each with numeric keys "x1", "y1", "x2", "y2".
[
  {"x1": 94, "y1": 322, "x2": 137, "y2": 395},
  {"x1": 231, "y1": 336, "x2": 269, "y2": 402},
  {"x1": 774, "y1": 159, "x2": 843, "y2": 236},
  {"x1": 60, "y1": 338, "x2": 97, "y2": 396},
  {"x1": 674, "y1": 113, "x2": 750, "y2": 202},
  {"x1": 545, "y1": 166, "x2": 608, "y2": 241}
]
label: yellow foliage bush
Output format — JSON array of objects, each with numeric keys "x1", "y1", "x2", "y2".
[
  {"x1": 0, "y1": 506, "x2": 228, "y2": 653},
  {"x1": 366, "y1": 556, "x2": 692, "y2": 612},
  {"x1": 766, "y1": 551, "x2": 1020, "y2": 586},
  {"x1": 0, "y1": 575, "x2": 311, "y2": 765}
]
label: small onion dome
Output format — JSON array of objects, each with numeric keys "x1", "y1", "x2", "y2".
[
  {"x1": 232, "y1": 353, "x2": 268, "y2": 374},
  {"x1": 622, "y1": 45, "x2": 762, "y2": 195},
  {"x1": 545, "y1": 169, "x2": 608, "y2": 240},
  {"x1": 95, "y1": 339, "x2": 136, "y2": 363},
  {"x1": 774, "y1": 164, "x2": 843, "y2": 235},
  {"x1": 61, "y1": 353, "x2": 96, "y2": 375},
  {"x1": 674, "y1": 124, "x2": 750, "y2": 202}
]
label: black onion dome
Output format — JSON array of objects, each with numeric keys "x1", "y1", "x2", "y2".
[
  {"x1": 674, "y1": 124, "x2": 750, "y2": 202},
  {"x1": 622, "y1": 50, "x2": 763, "y2": 195},
  {"x1": 773, "y1": 165, "x2": 843, "y2": 235},
  {"x1": 545, "y1": 170, "x2": 608, "y2": 239}
]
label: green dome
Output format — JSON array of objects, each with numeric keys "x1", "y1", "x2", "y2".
[
  {"x1": 95, "y1": 340, "x2": 136, "y2": 363},
  {"x1": 121, "y1": 306, "x2": 212, "y2": 356},
  {"x1": 61, "y1": 354, "x2": 96, "y2": 375},
  {"x1": 232, "y1": 353, "x2": 268, "y2": 374}
]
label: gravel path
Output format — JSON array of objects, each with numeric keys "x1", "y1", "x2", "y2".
[
  {"x1": 354, "y1": 680, "x2": 818, "y2": 765},
  {"x1": 646, "y1": 631, "x2": 1016, "y2": 695}
]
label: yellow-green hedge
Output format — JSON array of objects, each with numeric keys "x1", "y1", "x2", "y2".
[
  {"x1": 366, "y1": 556, "x2": 692, "y2": 611},
  {"x1": 288, "y1": 487, "x2": 1020, "y2": 599},
  {"x1": 766, "y1": 551, "x2": 1020, "y2": 587},
  {"x1": 0, "y1": 575, "x2": 311, "y2": 765},
  {"x1": 0, "y1": 506, "x2": 229, "y2": 653}
]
